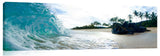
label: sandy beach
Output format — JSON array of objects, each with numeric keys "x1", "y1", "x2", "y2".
[{"x1": 73, "y1": 27, "x2": 157, "y2": 49}]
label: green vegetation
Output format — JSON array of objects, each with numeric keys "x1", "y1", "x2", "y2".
[
  {"x1": 72, "y1": 21, "x2": 110, "y2": 29},
  {"x1": 110, "y1": 17, "x2": 118, "y2": 23},
  {"x1": 91, "y1": 21, "x2": 101, "y2": 25},
  {"x1": 133, "y1": 11, "x2": 157, "y2": 27},
  {"x1": 137, "y1": 12, "x2": 157, "y2": 27},
  {"x1": 72, "y1": 24, "x2": 96, "y2": 29},
  {"x1": 72, "y1": 10, "x2": 157, "y2": 29},
  {"x1": 128, "y1": 14, "x2": 132, "y2": 23},
  {"x1": 110, "y1": 17, "x2": 126, "y2": 24},
  {"x1": 110, "y1": 10, "x2": 157, "y2": 27},
  {"x1": 103, "y1": 23, "x2": 109, "y2": 26}
]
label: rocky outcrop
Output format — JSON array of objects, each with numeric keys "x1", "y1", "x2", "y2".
[{"x1": 112, "y1": 22, "x2": 148, "y2": 34}]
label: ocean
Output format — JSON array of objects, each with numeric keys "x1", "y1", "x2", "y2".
[{"x1": 3, "y1": 2, "x2": 118, "y2": 51}]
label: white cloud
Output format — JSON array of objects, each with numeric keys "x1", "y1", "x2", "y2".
[{"x1": 45, "y1": 0, "x2": 157, "y2": 28}]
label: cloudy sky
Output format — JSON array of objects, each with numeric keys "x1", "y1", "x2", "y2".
[{"x1": 44, "y1": 0, "x2": 157, "y2": 28}]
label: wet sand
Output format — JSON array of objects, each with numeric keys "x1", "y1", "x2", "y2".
[{"x1": 73, "y1": 27, "x2": 157, "y2": 49}]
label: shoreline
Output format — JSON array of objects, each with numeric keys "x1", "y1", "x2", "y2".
[{"x1": 72, "y1": 27, "x2": 157, "y2": 49}]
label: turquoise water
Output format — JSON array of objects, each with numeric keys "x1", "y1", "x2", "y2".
[
  {"x1": 3, "y1": 2, "x2": 68, "y2": 51},
  {"x1": 3, "y1": 2, "x2": 118, "y2": 51}
]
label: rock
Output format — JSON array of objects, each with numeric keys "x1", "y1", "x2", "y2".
[
  {"x1": 112, "y1": 22, "x2": 148, "y2": 34},
  {"x1": 112, "y1": 23, "x2": 129, "y2": 34},
  {"x1": 136, "y1": 26, "x2": 146, "y2": 32}
]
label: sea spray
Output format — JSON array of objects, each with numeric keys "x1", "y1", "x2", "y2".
[
  {"x1": 3, "y1": 2, "x2": 119, "y2": 51},
  {"x1": 3, "y1": 2, "x2": 68, "y2": 50}
]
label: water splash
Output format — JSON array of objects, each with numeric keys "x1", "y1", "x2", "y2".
[{"x1": 3, "y1": 2, "x2": 119, "y2": 51}]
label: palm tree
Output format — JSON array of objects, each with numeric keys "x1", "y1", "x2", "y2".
[
  {"x1": 103, "y1": 23, "x2": 109, "y2": 26},
  {"x1": 133, "y1": 10, "x2": 139, "y2": 16},
  {"x1": 139, "y1": 12, "x2": 144, "y2": 20},
  {"x1": 145, "y1": 11, "x2": 150, "y2": 20},
  {"x1": 151, "y1": 12, "x2": 157, "y2": 20},
  {"x1": 92, "y1": 21, "x2": 101, "y2": 25},
  {"x1": 110, "y1": 18, "x2": 114, "y2": 23},
  {"x1": 118, "y1": 18, "x2": 125, "y2": 24},
  {"x1": 110, "y1": 17, "x2": 118, "y2": 23},
  {"x1": 128, "y1": 14, "x2": 132, "y2": 23}
]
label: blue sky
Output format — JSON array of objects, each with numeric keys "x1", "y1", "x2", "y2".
[
  {"x1": 45, "y1": 3, "x2": 157, "y2": 28},
  {"x1": 131, "y1": 6, "x2": 157, "y2": 13}
]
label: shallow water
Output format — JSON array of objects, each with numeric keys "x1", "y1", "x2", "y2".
[
  {"x1": 50, "y1": 30, "x2": 119, "y2": 49},
  {"x1": 3, "y1": 2, "x2": 119, "y2": 51}
]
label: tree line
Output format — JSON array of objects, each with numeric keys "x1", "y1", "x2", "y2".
[
  {"x1": 110, "y1": 10, "x2": 157, "y2": 27},
  {"x1": 72, "y1": 10, "x2": 157, "y2": 29}
]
